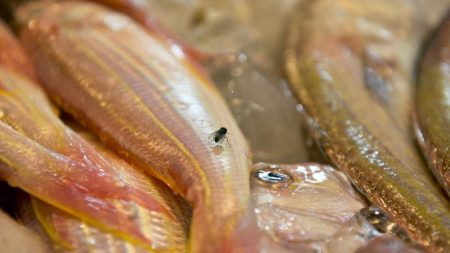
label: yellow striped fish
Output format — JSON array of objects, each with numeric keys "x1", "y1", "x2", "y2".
[
  {"x1": 16, "y1": 1, "x2": 258, "y2": 252},
  {"x1": 0, "y1": 19, "x2": 188, "y2": 252}
]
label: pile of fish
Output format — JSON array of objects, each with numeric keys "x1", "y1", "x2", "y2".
[{"x1": 0, "y1": 0, "x2": 448, "y2": 252}]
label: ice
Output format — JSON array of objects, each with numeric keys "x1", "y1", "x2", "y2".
[{"x1": 204, "y1": 55, "x2": 308, "y2": 163}]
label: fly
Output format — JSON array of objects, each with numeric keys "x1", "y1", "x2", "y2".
[{"x1": 209, "y1": 127, "x2": 228, "y2": 147}]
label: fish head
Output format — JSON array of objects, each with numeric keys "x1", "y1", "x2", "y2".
[{"x1": 251, "y1": 162, "x2": 366, "y2": 250}]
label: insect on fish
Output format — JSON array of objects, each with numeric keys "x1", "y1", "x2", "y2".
[
  {"x1": 16, "y1": 2, "x2": 258, "y2": 251},
  {"x1": 209, "y1": 127, "x2": 229, "y2": 147}
]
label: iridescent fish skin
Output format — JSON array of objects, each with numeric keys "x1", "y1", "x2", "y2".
[
  {"x1": 0, "y1": 68, "x2": 189, "y2": 252},
  {"x1": 415, "y1": 15, "x2": 450, "y2": 197},
  {"x1": 18, "y1": 194, "x2": 151, "y2": 253},
  {"x1": 31, "y1": 199, "x2": 151, "y2": 253},
  {"x1": 0, "y1": 21, "x2": 188, "y2": 252},
  {"x1": 285, "y1": 0, "x2": 450, "y2": 252},
  {"x1": 17, "y1": 1, "x2": 257, "y2": 252},
  {"x1": 31, "y1": 124, "x2": 191, "y2": 253},
  {"x1": 25, "y1": 127, "x2": 191, "y2": 253},
  {"x1": 93, "y1": 0, "x2": 310, "y2": 164}
]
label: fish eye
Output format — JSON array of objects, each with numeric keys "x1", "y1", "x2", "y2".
[
  {"x1": 358, "y1": 206, "x2": 404, "y2": 235},
  {"x1": 253, "y1": 165, "x2": 294, "y2": 189}
]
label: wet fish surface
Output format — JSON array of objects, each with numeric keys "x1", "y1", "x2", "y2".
[
  {"x1": 252, "y1": 162, "x2": 367, "y2": 252},
  {"x1": 0, "y1": 18, "x2": 188, "y2": 252},
  {"x1": 17, "y1": 1, "x2": 258, "y2": 252},
  {"x1": 415, "y1": 15, "x2": 450, "y2": 197},
  {"x1": 285, "y1": 0, "x2": 450, "y2": 252}
]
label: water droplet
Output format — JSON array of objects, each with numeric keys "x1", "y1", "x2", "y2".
[
  {"x1": 0, "y1": 110, "x2": 4, "y2": 119},
  {"x1": 85, "y1": 237, "x2": 96, "y2": 245},
  {"x1": 295, "y1": 104, "x2": 304, "y2": 113},
  {"x1": 238, "y1": 53, "x2": 248, "y2": 63},
  {"x1": 28, "y1": 20, "x2": 37, "y2": 30},
  {"x1": 254, "y1": 165, "x2": 293, "y2": 189},
  {"x1": 170, "y1": 44, "x2": 185, "y2": 59},
  {"x1": 102, "y1": 14, "x2": 127, "y2": 31}
]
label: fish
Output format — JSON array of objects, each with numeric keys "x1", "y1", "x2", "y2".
[
  {"x1": 16, "y1": 1, "x2": 258, "y2": 252},
  {"x1": 414, "y1": 15, "x2": 450, "y2": 197},
  {"x1": 92, "y1": 0, "x2": 310, "y2": 164},
  {"x1": 0, "y1": 20, "x2": 188, "y2": 252},
  {"x1": 251, "y1": 162, "x2": 368, "y2": 253},
  {"x1": 27, "y1": 198, "x2": 152, "y2": 253},
  {"x1": 21, "y1": 126, "x2": 191, "y2": 252},
  {"x1": 285, "y1": 0, "x2": 450, "y2": 252},
  {"x1": 89, "y1": 0, "x2": 282, "y2": 72},
  {"x1": 18, "y1": 192, "x2": 152, "y2": 253}
]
